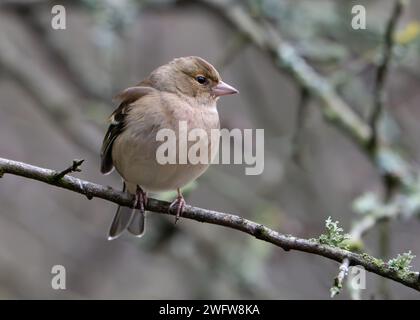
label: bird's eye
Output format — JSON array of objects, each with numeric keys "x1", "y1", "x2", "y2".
[{"x1": 196, "y1": 75, "x2": 208, "y2": 85}]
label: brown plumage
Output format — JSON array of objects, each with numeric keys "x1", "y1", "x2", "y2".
[{"x1": 100, "y1": 56, "x2": 238, "y2": 240}]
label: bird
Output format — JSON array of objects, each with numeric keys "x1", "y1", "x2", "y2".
[{"x1": 100, "y1": 56, "x2": 238, "y2": 240}]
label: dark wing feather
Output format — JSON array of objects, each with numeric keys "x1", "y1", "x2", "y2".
[
  {"x1": 100, "y1": 120, "x2": 124, "y2": 174},
  {"x1": 100, "y1": 86, "x2": 155, "y2": 174}
]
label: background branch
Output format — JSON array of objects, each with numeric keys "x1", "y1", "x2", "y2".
[
  {"x1": 199, "y1": 0, "x2": 371, "y2": 146},
  {"x1": 196, "y1": 3, "x2": 416, "y2": 286},
  {"x1": 369, "y1": 0, "x2": 405, "y2": 152},
  {"x1": 330, "y1": 258, "x2": 350, "y2": 298},
  {"x1": 367, "y1": 0, "x2": 405, "y2": 299}
]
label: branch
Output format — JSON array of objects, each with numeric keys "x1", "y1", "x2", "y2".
[
  {"x1": 0, "y1": 156, "x2": 419, "y2": 293},
  {"x1": 368, "y1": 0, "x2": 405, "y2": 152},
  {"x1": 53, "y1": 159, "x2": 84, "y2": 181},
  {"x1": 330, "y1": 258, "x2": 350, "y2": 298},
  {"x1": 350, "y1": 211, "x2": 392, "y2": 242}
]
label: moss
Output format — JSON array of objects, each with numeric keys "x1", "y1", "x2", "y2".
[
  {"x1": 361, "y1": 253, "x2": 385, "y2": 268},
  {"x1": 340, "y1": 239, "x2": 364, "y2": 252},
  {"x1": 48, "y1": 175, "x2": 58, "y2": 183},
  {"x1": 330, "y1": 284, "x2": 341, "y2": 298},
  {"x1": 253, "y1": 224, "x2": 269, "y2": 238},
  {"x1": 359, "y1": 252, "x2": 418, "y2": 283},
  {"x1": 318, "y1": 217, "x2": 351, "y2": 250},
  {"x1": 387, "y1": 251, "x2": 416, "y2": 276}
]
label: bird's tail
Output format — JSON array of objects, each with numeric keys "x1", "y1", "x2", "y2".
[
  {"x1": 107, "y1": 182, "x2": 145, "y2": 240},
  {"x1": 127, "y1": 208, "x2": 145, "y2": 237}
]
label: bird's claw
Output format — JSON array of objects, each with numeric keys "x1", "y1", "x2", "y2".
[
  {"x1": 169, "y1": 195, "x2": 185, "y2": 224},
  {"x1": 135, "y1": 185, "x2": 148, "y2": 214}
]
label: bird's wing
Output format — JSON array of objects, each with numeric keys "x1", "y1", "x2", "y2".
[{"x1": 100, "y1": 86, "x2": 155, "y2": 174}]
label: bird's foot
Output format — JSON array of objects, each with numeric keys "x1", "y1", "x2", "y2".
[
  {"x1": 169, "y1": 193, "x2": 185, "y2": 224},
  {"x1": 135, "y1": 185, "x2": 148, "y2": 213}
]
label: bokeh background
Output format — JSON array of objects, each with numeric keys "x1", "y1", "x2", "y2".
[{"x1": 0, "y1": 0, "x2": 420, "y2": 299}]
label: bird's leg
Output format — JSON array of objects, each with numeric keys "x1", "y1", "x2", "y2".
[
  {"x1": 135, "y1": 185, "x2": 148, "y2": 213},
  {"x1": 169, "y1": 188, "x2": 185, "y2": 224}
]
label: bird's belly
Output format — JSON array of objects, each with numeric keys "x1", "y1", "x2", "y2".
[
  {"x1": 112, "y1": 133, "x2": 216, "y2": 192},
  {"x1": 122, "y1": 160, "x2": 210, "y2": 192}
]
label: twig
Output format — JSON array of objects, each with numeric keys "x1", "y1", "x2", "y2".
[
  {"x1": 53, "y1": 159, "x2": 84, "y2": 181},
  {"x1": 379, "y1": 221, "x2": 391, "y2": 299},
  {"x1": 350, "y1": 211, "x2": 392, "y2": 242},
  {"x1": 290, "y1": 87, "x2": 309, "y2": 168},
  {"x1": 330, "y1": 258, "x2": 350, "y2": 298},
  {"x1": 0, "y1": 156, "x2": 419, "y2": 293},
  {"x1": 368, "y1": 0, "x2": 405, "y2": 153}
]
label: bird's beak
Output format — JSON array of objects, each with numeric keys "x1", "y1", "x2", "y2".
[{"x1": 212, "y1": 81, "x2": 239, "y2": 97}]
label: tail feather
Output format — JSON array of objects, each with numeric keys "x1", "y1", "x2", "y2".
[
  {"x1": 107, "y1": 181, "x2": 147, "y2": 240},
  {"x1": 108, "y1": 182, "x2": 133, "y2": 241},
  {"x1": 127, "y1": 210, "x2": 145, "y2": 237},
  {"x1": 108, "y1": 205, "x2": 135, "y2": 240}
]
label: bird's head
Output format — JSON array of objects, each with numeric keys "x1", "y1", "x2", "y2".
[{"x1": 148, "y1": 56, "x2": 238, "y2": 106}]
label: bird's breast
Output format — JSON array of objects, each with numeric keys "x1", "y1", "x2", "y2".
[{"x1": 112, "y1": 100, "x2": 220, "y2": 192}]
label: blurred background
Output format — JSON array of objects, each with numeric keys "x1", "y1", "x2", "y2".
[{"x1": 0, "y1": 0, "x2": 420, "y2": 299}]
